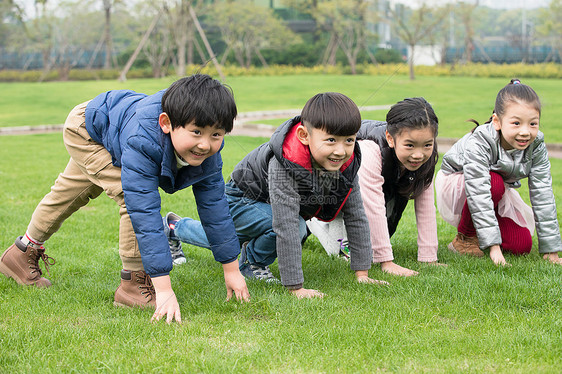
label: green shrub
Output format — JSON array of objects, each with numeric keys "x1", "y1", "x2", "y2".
[
  {"x1": 1, "y1": 62, "x2": 562, "y2": 82},
  {"x1": 68, "y1": 69, "x2": 120, "y2": 80},
  {"x1": 374, "y1": 48, "x2": 404, "y2": 64}
]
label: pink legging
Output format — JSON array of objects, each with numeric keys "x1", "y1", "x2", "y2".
[{"x1": 458, "y1": 172, "x2": 532, "y2": 255}]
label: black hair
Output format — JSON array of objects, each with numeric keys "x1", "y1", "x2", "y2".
[
  {"x1": 300, "y1": 92, "x2": 361, "y2": 136},
  {"x1": 386, "y1": 97, "x2": 439, "y2": 199},
  {"x1": 161, "y1": 74, "x2": 237, "y2": 132},
  {"x1": 469, "y1": 78, "x2": 541, "y2": 130}
]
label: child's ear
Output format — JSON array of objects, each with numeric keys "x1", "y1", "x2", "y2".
[
  {"x1": 385, "y1": 130, "x2": 395, "y2": 148},
  {"x1": 159, "y1": 113, "x2": 172, "y2": 134},
  {"x1": 296, "y1": 124, "x2": 310, "y2": 145},
  {"x1": 492, "y1": 113, "x2": 501, "y2": 131}
]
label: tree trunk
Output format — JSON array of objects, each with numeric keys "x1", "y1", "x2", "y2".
[
  {"x1": 255, "y1": 49, "x2": 268, "y2": 68},
  {"x1": 365, "y1": 46, "x2": 378, "y2": 65},
  {"x1": 103, "y1": 0, "x2": 112, "y2": 69},
  {"x1": 465, "y1": 37, "x2": 473, "y2": 63},
  {"x1": 187, "y1": 23, "x2": 194, "y2": 65},
  {"x1": 220, "y1": 45, "x2": 232, "y2": 65},
  {"x1": 87, "y1": 33, "x2": 105, "y2": 69},
  {"x1": 327, "y1": 34, "x2": 339, "y2": 66},
  {"x1": 189, "y1": 4, "x2": 225, "y2": 80},
  {"x1": 321, "y1": 33, "x2": 337, "y2": 65},
  {"x1": 177, "y1": 42, "x2": 186, "y2": 76},
  {"x1": 409, "y1": 44, "x2": 416, "y2": 80},
  {"x1": 193, "y1": 37, "x2": 207, "y2": 64},
  {"x1": 119, "y1": 9, "x2": 162, "y2": 82}
]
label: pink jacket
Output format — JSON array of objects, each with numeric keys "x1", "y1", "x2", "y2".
[{"x1": 358, "y1": 140, "x2": 439, "y2": 263}]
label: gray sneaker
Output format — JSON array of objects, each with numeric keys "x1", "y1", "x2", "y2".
[
  {"x1": 163, "y1": 212, "x2": 186, "y2": 265},
  {"x1": 240, "y1": 263, "x2": 280, "y2": 283},
  {"x1": 239, "y1": 242, "x2": 279, "y2": 283}
]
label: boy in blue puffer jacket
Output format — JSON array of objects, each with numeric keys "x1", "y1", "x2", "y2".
[{"x1": 0, "y1": 74, "x2": 250, "y2": 324}]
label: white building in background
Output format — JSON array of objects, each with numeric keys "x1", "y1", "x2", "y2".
[{"x1": 408, "y1": 45, "x2": 442, "y2": 66}]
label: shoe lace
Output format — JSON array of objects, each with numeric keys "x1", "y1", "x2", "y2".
[
  {"x1": 136, "y1": 272, "x2": 156, "y2": 300},
  {"x1": 459, "y1": 233, "x2": 479, "y2": 245},
  {"x1": 28, "y1": 247, "x2": 55, "y2": 277},
  {"x1": 169, "y1": 240, "x2": 184, "y2": 258},
  {"x1": 250, "y1": 265, "x2": 274, "y2": 279}
]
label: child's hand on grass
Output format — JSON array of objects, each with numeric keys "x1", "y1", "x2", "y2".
[
  {"x1": 151, "y1": 275, "x2": 182, "y2": 324},
  {"x1": 355, "y1": 270, "x2": 389, "y2": 285},
  {"x1": 489, "y1": 245, "x2": 510, "y2": 267},
  {"x1": 222, "y1": 260, "x2": 251, "y2": 302},
  {"x1": 543, "y1": 253, "x2": 562, "y2": 265},
  {"x1": 381, "y1": 261, "x2": 419, "y2": 276},
  {"x1": 289, "y1": 287, "x2": 325, "y2": 299}
]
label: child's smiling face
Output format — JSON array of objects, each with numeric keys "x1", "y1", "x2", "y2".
[
  {"x1": 493, "y1": 101, "x2": 540, "y2": 151},
  {"x1": 159, "y1": 114, "x2": 225, "y2": 166},
  {"x1": 386, "y1": 127, "x2": 435, "y2": 171},
  {"x1": 297, "y1": 124, "x2": 356, "y2": 171}
]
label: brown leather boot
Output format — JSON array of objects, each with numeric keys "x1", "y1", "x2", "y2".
[
  {"x1": 114, "y1": 269, "x2": 156, "y2": 309},
  {"x1": 0, "y1": 236, "x2": 55, "y2": 287},
  {"x1": 447, "y1": 233, "x2": 485, "y2": 257}
]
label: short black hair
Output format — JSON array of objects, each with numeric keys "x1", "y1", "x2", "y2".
[
  {"x1": 161, "y1": 74, "x2": 237, "y2": 132},
  {"x1": 300, "y1": 92, "x2": 361, "y2": 136}
]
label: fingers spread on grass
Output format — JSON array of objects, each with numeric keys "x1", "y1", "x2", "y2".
[
  {"x1": 381, "y1": 261, "x2": 419, "y2": 277},
  {"x1": 289, "y1": 288, "x2": 325, "y2": 299},
  {"x1": 543, "y1": 253, "x2": 562, "y2": 265},
  {"x1": 357, "y1": 276, "x2": 390, "y2": 286}
]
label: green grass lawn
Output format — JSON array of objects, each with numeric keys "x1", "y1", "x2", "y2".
[
  {"x1": 0, "y1": 133, "x2": 561, "y2": 373},
  {"x1": 2, "y1": 75, "x2": 562, "y2": 142}
]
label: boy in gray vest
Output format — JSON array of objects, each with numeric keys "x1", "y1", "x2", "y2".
[{"x1": 166, "y1": 92, "x2": 388, "y2": 298}]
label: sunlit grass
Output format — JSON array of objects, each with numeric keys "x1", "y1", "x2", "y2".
[{"x1": 0, "y1": 133, "x2": 560, "y2": 373}]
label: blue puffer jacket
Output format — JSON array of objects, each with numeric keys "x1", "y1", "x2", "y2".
[{"x1": 84, "y1": 89, "x2": 240, "y2": 277}]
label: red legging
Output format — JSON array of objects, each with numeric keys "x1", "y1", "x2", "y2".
[{"x1": 457, "y1": 171, "x2": 532, "y2": 255}]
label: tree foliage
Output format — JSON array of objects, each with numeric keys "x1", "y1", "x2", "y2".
[
  {"x1": 315, "y1": 0, "x2": 377, "y2": 74},
  {"x1": 209, "y1": 0, "x2": 300, "y2": 68},
  {"x1": 536, "y1": 0, "x2": 562, "y2": 62},
  {"x1": 1, "y1": 0, "x2": 561, "y2": 78},
  {"x1": 389, "y1": 1, "x2": 449, "y2": 80}
]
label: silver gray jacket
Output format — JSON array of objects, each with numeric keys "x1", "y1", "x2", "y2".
[{"x1": 441, "y1": 122, "x2": 561, "y2": 253}]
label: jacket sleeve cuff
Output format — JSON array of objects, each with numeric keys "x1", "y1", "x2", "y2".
[
  {"x1": 284, "y1": 283, "x2": 303, "y2": 290},
  {"x1": 219, "y1": 256, "x2": 239, "y2": 265},
  {"x1": 147, "y1": 271, "x2": 171, "y2": 278}
]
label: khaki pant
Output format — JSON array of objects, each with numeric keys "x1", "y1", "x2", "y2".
[{"x1": 27, "y1": 102, "x2": 143, "y2": 271}]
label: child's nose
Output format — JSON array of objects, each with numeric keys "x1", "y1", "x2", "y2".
[
  {"x1": 197, "y1": 138, "x2": 211, "y2": 150},
  {"x1": 333, "y1": 143, "x2": 346, "y2": 155},
  {"x1": 412, "y1": 149, "x2": 424, "y2": 159}
]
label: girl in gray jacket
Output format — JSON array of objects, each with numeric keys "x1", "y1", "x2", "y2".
[{"x1": 435, "y1": 79, "x2": 562, "y2": 266}]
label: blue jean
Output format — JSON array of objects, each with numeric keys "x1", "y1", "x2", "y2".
[{"x1": 174, "y1": 181, "x2": 308, "y2": 268}]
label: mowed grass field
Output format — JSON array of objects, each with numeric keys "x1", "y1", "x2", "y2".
[
  {"x1": 0, "y1": 128, "x2": 561, "y2": 372},
  {"x1": 1, "y1": 74, "x2": 562, "y2": 142}
]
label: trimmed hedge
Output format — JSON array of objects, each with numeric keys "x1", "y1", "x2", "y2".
[{"x1": 1, "y1": 62, "x2": 561, "y2": 82}]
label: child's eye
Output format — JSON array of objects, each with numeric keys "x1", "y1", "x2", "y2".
[
  {"x1": 193, "y1": 129, "x2": 201, "y2": 135},
  {"x1": 327, "y1": 138, "x2": 336, "y2": 143},
  {"x1": 513, "y1": 121, "x2": 520, "y2": 126},
  {"x1": 346, "y1": 137, "x2": 355, "y2": 143},
  {"x1": 212, "y1": 132, "x2": 223, "y2": 137},
  {"x1": 425, "y1": 143, "x2": 433, "y2": 148},
  {"x1": 530, "y1": 122, "x2": 539, "y2": 127}
]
